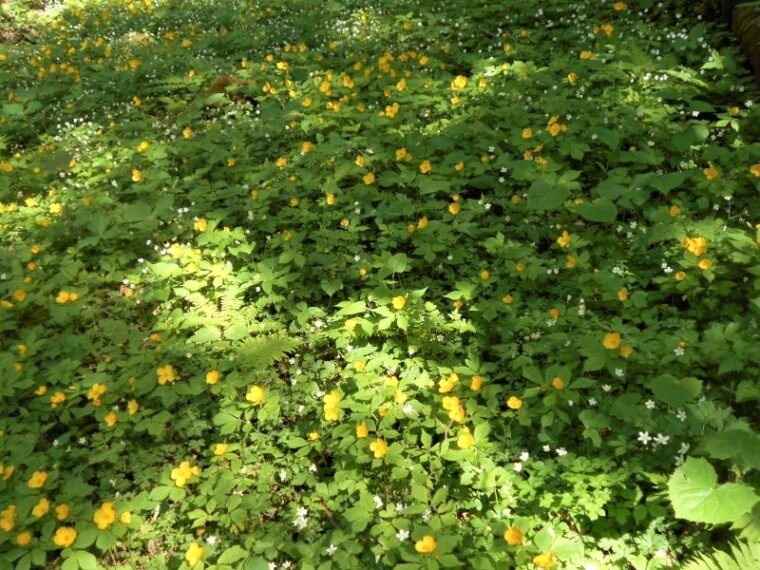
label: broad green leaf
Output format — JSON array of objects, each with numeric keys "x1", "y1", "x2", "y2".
[
  {"x1": 648, "y1": 374, "x2": 702, "y2": 407},
  {"x1": 668, "y1": 457, "x2": 758, "y2": 524},
  {"x1": 576, "y1": 198, "x2": 618, "y2": 223}
]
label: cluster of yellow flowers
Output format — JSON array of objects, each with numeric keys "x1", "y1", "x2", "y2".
[
  {"x1": 171, "y1": 461, "x2": 201, "y2": 487},
  {"x1": 322, "y1": 391, "x2": 341, "y2": 421},
  {"x1": 156, "y1": 364, "x2": 175, "y2": 385}
]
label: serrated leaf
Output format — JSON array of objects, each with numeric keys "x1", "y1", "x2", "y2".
[
  {"x1": 527, "y1": 176, "x2": 568, "y2": 211},
  {"x1": 576, "y1": 198, "x2": 618, "y2": 223},
  {"x1": 668, "y1": 457, "x2": 758, "y2": 524},
  {"x1": 218, "y1": 545, "x2": 248, "y2": 564},
  {"x1": 648, "y1": 374, "x2": 702, "y2": 407}
]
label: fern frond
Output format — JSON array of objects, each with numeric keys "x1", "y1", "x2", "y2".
[
  {"x1": 682, "y1": 540, "x2": 760, "y2": 570},
  {"x1": 235, "y1": 334, "x2": 300, "y2": 369}
]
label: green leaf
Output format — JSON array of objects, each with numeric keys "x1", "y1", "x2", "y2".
[
  {"x1": 527, "y1": 176, "x2": 568, "y2": 212},
  {"x1": 651, "y1": 171, "x2": 688, "y2": 195},
  {"x1": 704, "y1": 430, "x2": 760, "y2": 470},
  {"x1": 648, "y1": 374, "x2": 702, "y2": 407},
  {"x1": 668, "y1": 457, "x2": 759, "y2": 524},
  {"x1": 218, "y1": 545, "x2": 249, "y2": 564},
  {"x1": 189, "y1": 326, "x2": 222, "y2": 343},
  {"x1": 576, "y1": 198, "x2": 618, "y2": 223},
  {"x1": 123, "y1": 201, "x2": 152, "y2": 222}
]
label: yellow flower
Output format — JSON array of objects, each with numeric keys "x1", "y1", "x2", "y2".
[
  {"x1": 246, "y1": 385, "x2": 266, "y2": 405},
  {"x1": 93, "y1": 502, "x2": 117, "y2": 530},
  {"x1": 308, "y1": 431, "x2": 320, "y2": 441},
  {"x1": 669, "y1": 205, "x2": 681, "y2": 217},
  {"x1": 392, "y1": 295, "x2": 407, "y2": 310},
  {"x1": 502, "y1": 294, "x2": 514, "y2": 305},
  {"x1": 104, "y1": 411, "x2": 118, "y2": 427},
  {"x1": 301, "y1": 141, "x2": 314, "y2": 153},
  {"x1": 415, "y1": 535, "x2": 437, "y2": 554},
  {"x1": 533, "y1": 552, "x2": 558, "y2": 569},
  {"x1": 614, "y1": 1, "x2": 628, "y2": 10},
  {"x1": 557, "y1": 231, "x2": 571, "y2": 248},
  {"x1": 171, "y1": 461, "x2": 201, "y2": 487},
  {"x1": 276, "y1": 156, "x2": 288, "y2": 168},
  {"x1": 55, "y1": 504, "x2": 70, "y2": 520},
  {"x1": 448, "y1": 202, "x2": 460, "y2": 215},
  {"x1": 356, "y1": 423, "x2": 369, "y2": 438},
  {"x1": 17, "y1": 532, "x2": 32, "y2": 546},
  {"x1": 193, "y1": 218, "x2": 208, "y2": 232},
  {"x1": 603, "y1": 332, "x2": 622, "y2": 349},
  {"x1": 567, "y1": 72, "x2": 577, "y2": 85},
  {"x1": 214, "y1": 443, "x2": 228, "y2": 456},
  {"x1": 698, "y1": 259, "x2": 713, "y2": 271},
  {"x1": 137, "y1": 141, "x2": 150, "y2": 152},
  {"x1": 185, "y1": 542, "x2": 205, "y2": 566},
  {"x1": 128, "y1": 400, "x2": 139, "y2": 415},
  {"x1": 470, "y1": 375, "x2": 483, "y2": 391},
  {"x1": 354, "y1": 359, "x2": 366, "y2": 372},
  {"x1": 521, "y1": 127, "x2": 533, "y2": 139},
  {"x1": 751, "y1": 164, "x2": 760, "y2": 177},
  {"x1": 326, "y1": 193, "x2": 336, "y2": 206},
  {"x1": 87, "y1": 383, "x2": 107, "y2": 404},
  {"x1": 504, "y1": 526, "x2": 524, "y2": 545},
  {"x1": 580, "y1": 51, "x2": 594, "y2": 60},
  {"x1": 53, "y1": 527, "x2": 77, "y2": 548},
  {"x1": 131, "y1": 169, "x2": 143, "y2": 182},
  {"x1": 0, "y1": 505, "x2": 16, "y2": 532},
  {"x1": 439, "y1": 373, "x2": 459, "y2": 394},
  {"x1": 675, "y1": 271, "x2": 687, "y2": 281},
  {"x1": 683, "y1": 236, "x2": 707, "y2": 256},
  {"x1": 182, "y1": 126, "x2": 193, "y2": 139},
  {"x1": 205, "y1": 370, "x2": 221, "y2": 385},
  {"x1": 620, "y1": 345, "x2": 634, "y2": 359},
  {"x1": 457, "y1": 426, "x2": 475, "y2": 449},
  {"x1": 450, "y1": 75, "x2": 468, "y2": 90},
  {"x1": 32, "y1": 498, "x2": 50, "y2": 518},
  {"x1": 419, "y1": 160, "x2": 432, "y2": 174},
  {"x1": 552, "y1": 377, "x2": 565, "y2": 390},
  {"x1": 618, "y1": 288, "x2": 629, "y2": 302},
  {"x1": 507, "y1": 396, "x2": 523, "y2": 410},
  {"x1": 480, "y1": 269, "x2": 490, "y2": 281},
  {"x1": 120, "y1": 511, "x2": 132, "y2": 524},
  {"x1": 703, "y1": 166, "x2": 720, "y2": 181},
  {"x1": 13, "y1": 289, "x2": 26, "y2": 302},
  {"x1": 362, "y1": 172, "x2": 375, "y2": 185},
  {"x1": 50, "y1": 392, "x2": 66, "y2": 409},
  {"x1": 27, "y1": 470, "x2": 48, "y2": 489},
  {"x1": 369, "y1": 438, "x2": 388, "y2": 459},
  {"x1": 454, "y1": 161, "x2": 464, "y2": 171},
  {"x1": 157, "y1": 364, "x2": 175, "y2": 385}
]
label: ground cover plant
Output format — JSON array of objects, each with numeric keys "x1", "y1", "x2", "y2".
[{"x1": 1, "y1": 0, "x2": 760, "y2": 568}]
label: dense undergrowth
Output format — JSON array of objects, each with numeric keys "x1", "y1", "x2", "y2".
[{"x1": 1, "y1": 0, "x2": 760, "y2": 568}]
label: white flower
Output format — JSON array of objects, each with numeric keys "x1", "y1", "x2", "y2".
[
  {"x1": 396, "y1": 529, "x2": 410, "y2": 541},
  {"x1": 676, "y1": 409, "x2": 687, "y2": 421},
  {"x1": 542, "y1": 445, "x2": 551, "y2": 452},
  {"x1": 654, "y1": 433, "x2": 670, "y2": 446},
  {"x1": 268, "y1": 562, "x2": 278, "y2": 570},
  {"x1": 309, "y1": 463, "x2": 317, "y2": 473},
  {"x1": 555, "y1": 447, "x2": 567, "y2": 457},
  {"x1": 513, "y1": 462, "x2": 523, "y2": 472},
  {"x1": 645, "y1": 400, "x2": 656, "y2": 410},
  {"x1": 422, "y1": 510, "x2": 432, "y2": 522},
  {"x1": 373, "y1": 495, "x2": 384, "y2": 510},
  {"x1": 206, "y1": 535, "x2": 218, "y2": 545},
  {"x1": 638, "y1": 431, "x2": 652, "y2": 445},
  {"x1": 326, "y1": 544, "x2": 337, "y2": 556},
  {"x1": 519, "y1": 451, "x2": 530, "y2": 461},
  {"x1": 679, "y1": 442, "x2": 690, "y2": 455},
  {"x1": 602, "y1": 384, "x2": 611, "y2": 393},
  {"x1": 674, "y1": 346, "x2": 685, "y2": 356},
  {"x1": 279, "y1": 469, "x2": 288, "y2": 482},
  {"x1": 402, "y1": 404, "x2": 415, "y2": 415},
  {"x1": 614, "y1": 368, "x2": 624, "y2": 377},
  {"x1": 588, "y1": 398, "x2": 597, "y2": 406}
]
